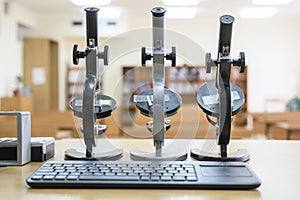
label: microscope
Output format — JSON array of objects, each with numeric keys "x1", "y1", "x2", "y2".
[
  {"x1": 191, "y1": 15, "x2": 250, "y2": 161},
  {"x1": 65, "y1": 7, "x2": 122, "y2": 160},
  {"x1": 130, "y1": 7, "x2": 187, "y2": 161}
]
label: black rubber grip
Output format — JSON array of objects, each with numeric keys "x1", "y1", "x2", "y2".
[
  {"x1": 151, "y1": 7, "x2": 166, "y2": 17},
  {"x1": 84, "y1": 7, "x2": 99, "y2": 47},
  {"x1": 218, "y1": 15, "x2": 235, "y2": 55}
]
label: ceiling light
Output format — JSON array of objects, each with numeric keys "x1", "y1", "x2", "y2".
[
  {"x1": 165, "y1": 7, "x2": 198, "y2": 19},
  {"x1": 100, "y1": 7, "x2": 121, "y2": 19},
  {"x1": 70, "y1": 0, "x2": 111, "y2": 6},
  {"x1": 162, "y1": 0, "x2": 201, "y2": 6},
  {"x1": 239, "y1": 7, "x2": 277, "y2": 19},
  {"x1": 252, "y1": 0, "x2": 294, "y2": 6}
]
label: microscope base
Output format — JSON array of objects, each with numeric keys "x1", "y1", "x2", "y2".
[
  {"x1": 64, "y1": 148, "x2": 123, "y2": 161},
  {"x1": 130, "y1": 149, "x2": 187, "y2": 161},
  {"x1": 190, "y1": 148, "x2": 250, "y2": 162}
]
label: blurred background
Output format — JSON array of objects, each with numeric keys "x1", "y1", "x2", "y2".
[{"x1": 0, "y1": 0, "x2": 300, "y2": 140}]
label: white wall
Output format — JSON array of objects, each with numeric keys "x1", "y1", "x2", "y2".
[
  {"x1": 38, "y1": 15, "x2": 300, "y2": 112},
  {"x1": 99, "y1": 17, "x2": 300, "y2": 112},
  {"x1": 236, "y1": 19, "x2": 300, "y2": 112},
  {"x1": 1, "y1": 1, "x2": 300, "y2": 113},
  {"x1": 0, "y1": 1, "x2": 36, "y2": 97},
  {"x1": 163, "y1": 17, "x2": 300, "y2": 112}
]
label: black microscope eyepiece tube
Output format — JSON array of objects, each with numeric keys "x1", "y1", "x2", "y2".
[
  {"x1": 151, "y1": 7, "x2": 166, "y2": 17},
  {"x1": 218, "y1": 15, "x2": 235, "y2": 56},
  {"x1": 84, "y1": 7, "x2": 99, "y2": 47}
]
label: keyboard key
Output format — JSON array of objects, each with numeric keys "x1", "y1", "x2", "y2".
[
  {"x1": 150, "y1": 176, "x2": 160, "y2": 181},
  {"x1": 39, "y1": 169, "x2": 54, "y2": 173},
  {"x1": 31, "y1": 175, "x2": 43, "y2": 180},
  {"x1": 43, "y1": 175, "x2": 55, "y2": 180},
  {"x1": 55, "y1": 167, "x2": 65, "y2": 170},
  {"x1": 55, "y1": 175, "x2": 67, "y2": 180},
  {"x1": 141, "y1": 176, "x2": 150, "y2": 181},
  {"x1": 187, "y1": 176, "x2": 197, "y2": 181},
  {"x1": 116, "y1": 172, "x2": 127, "y2": 176},
  {"x1": 94, "y1": 173, "x2": 104, "y2": 176},
  {"x1": 161, "y1": 176, "x2": 172, "y2": 181},
  {"x1": 168, "y1": 170, "x2": 178, "y2": 174},
  {"x1": 40, "y1": 172, "x2": 57, "y2": 176},
  {"x1": 79, "y1": 175, "x2": 140, "y2": 181},
  {"x1": 173, "y1": 176, "x2": 186, "y2": 181},
  {"x1": 69, "y1": 172, "x2": 81, "y2": 176},
  {"x1": 105, "y1": 172, "x2": 116, "y2": 176},
  {"x1": 81, "y1": 172, "x2": 93, "y2": 176},
  {"x1": 67, "y1": 175, "x2": 78, "y2": 180}
]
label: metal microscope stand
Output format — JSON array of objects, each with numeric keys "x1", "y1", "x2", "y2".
[
  {"x1": 65, "y1": 7, "x2": 122, "y2": 160},
  {"x1": 130, "y1": 7, "x2": 187, "y2": 161}
]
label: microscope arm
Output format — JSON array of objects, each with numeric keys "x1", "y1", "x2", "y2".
[
  {"x1": 151, "y1": 8, "x2": 166, "y2": 154},
  {"x1": 218, "y1": 62, "x2": 232, "y2": 157},
  {"x1": 82, "y1": 75, "x2": 97, "y2": 157},
  {"x1": 215, "y1": 15, "x2": 235, "y2": 157},
  {"x1": 82, "y1": 8, "x2": 100, "y2": 158}
]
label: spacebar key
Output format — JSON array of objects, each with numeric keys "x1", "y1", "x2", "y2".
[{"x1": 79, "y1": 175, "x2": 140, "y2": 181}]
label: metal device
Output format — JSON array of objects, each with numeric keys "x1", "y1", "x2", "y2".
[
  {"x1": 65, "y1": 7, "x2": 122, "y2": 160},
  {"x1": 130, "y1": 7, "x2": 187, "y2": 161},
  {"x1": 30, "y1": 137, "x2": 55, "y2": 162},
  {"x1": 191, "y1": 15, "x2": 250, "y2": 161},
  {"x1": 0, "y1": 112, "x2": 31, "y2": 166}
]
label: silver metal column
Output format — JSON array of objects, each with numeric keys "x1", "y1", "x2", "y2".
[{"x1": 130, "y1": 7, "x2": 187, "y2": 161}]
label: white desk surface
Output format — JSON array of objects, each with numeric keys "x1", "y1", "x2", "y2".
[{"x1": 1, "y1": 138, "x2": 300, "y2": 200}]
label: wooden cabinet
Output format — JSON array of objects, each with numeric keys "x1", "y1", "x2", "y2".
[
  {"x1": 23, "y1": 38, "x2": 58, "y2": 112},
  {"x1": 0, "y1": 96, "x2": 33, "y2": 113}
]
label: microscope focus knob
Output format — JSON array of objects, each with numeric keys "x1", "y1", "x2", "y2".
[
  {"x1": 141, "y1": 47, "x2": 152, "y2": 66},
  {"x1": 73, "y1": 44, "x2": 85, "y2": 65},
  {"x1": 98, "y1": 45, "x2": 109, "y2": 65},
  {"x1": 239, "y1": 52, "x2": 245, "y2": 73},
  {"x1": 166, "y1": 46, "x2": 176, "y2": 67},
  {"x1": 233, "y1": 52, "x2": 246, "y2": 73},
  {"x1": 205, "y1": 52, "x2": 215, "y2": 73}
]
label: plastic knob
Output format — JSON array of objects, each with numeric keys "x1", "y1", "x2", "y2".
[
  {"x1": 166, "y1": 46, "x2": 176, "y2": 67},
  {"x1": 205, "y1": 52, "x2": 214, "y2": 73},
  {"x1": 141, "y1": 47, "x2": 152, "y2": 66},
  {"x1": 73, "y1": 45, "x2": 79, "y2": 65},
  {"x1": 240, "y1": 52, "x2": 245, "y2": 73},
  {"x1": 99, "y1": 45, "x2": 109, "y2": 65},
  {"x1": 233, "y1": 52, "x2": 246, "y2": 73},
  {"x1": 73, "y1": 44, "x2": 85, "y2": 65}
]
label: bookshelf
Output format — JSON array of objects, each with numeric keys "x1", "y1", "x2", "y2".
[
  {"x1": 121, "y1": 65, "x2": 248, "y2": 133},
  {"x1": 66, "y1": 66, "x2": 85, "y2": 108}
]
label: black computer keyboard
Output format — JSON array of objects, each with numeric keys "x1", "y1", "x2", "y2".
[{"x1": 26, "y1": 160, "x2": 261, "y2": 189}]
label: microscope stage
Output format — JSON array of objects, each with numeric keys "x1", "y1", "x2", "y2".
[
  {"x1": 135, "y1": 89, "x2": 182, "y2": 117},
  {"x1": 70, "y1": 94, "x2": 117, "y2": 119},
  {"x1": 197, "y1": 81, "x2": 244, "y2": 117}
]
